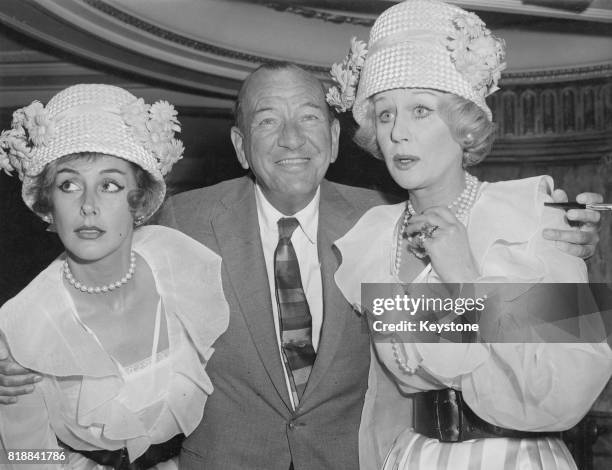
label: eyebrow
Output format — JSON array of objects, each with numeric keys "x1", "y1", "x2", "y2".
[
  {"x1": 56, "y1": 168, "x2": 127, "y2": 175},
  {"x1": 300, "y1": 101, "x2": 325, "y2": 111},
  {"x1": 373, "y1": 90, "x2": 439, "y2": 103},
  {"x1": 252, "y1": 106, "x2": 275, "y2": 115},
  {"x1": 252, "y1": 101, "x2": 325, "y2": 115}
]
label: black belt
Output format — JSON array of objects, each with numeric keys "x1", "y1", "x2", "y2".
[
  {"x1": 413, "y1": 389, "x2": 562, "y2": 443},
  {"x1": 58, "y1": 433, "x2": 184, "y2": 470}
]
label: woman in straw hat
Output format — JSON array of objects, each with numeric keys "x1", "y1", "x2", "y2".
[
  {"x1": 327, "y1": 1, "x2": 612, "y2": 469},
  {"x1": 0, "y1": 84, "x2": 229, "y2": 469}
]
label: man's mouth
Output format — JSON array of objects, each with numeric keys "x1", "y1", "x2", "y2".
[{"x1": 276, "y1": 157, "x2": 310, "y2": 166}]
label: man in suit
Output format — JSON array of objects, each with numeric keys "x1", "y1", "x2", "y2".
[
  {"x1": 158, "y1": 62, "x2": 391, "y2": 469},
  {"x1": 0, "y1": 63, "x2": 602, "y2": 469}
]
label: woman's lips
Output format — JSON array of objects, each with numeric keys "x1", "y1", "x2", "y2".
[
  {"x1": 74, "y1": 226, "x2": 105, "y2": 239},
  {"x1": 392, "y1": 154, "x2": 420, "y2": 170}
]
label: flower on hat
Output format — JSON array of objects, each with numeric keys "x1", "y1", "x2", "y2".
[
  {"x1": 121, "y1": 98, "x2": 184, "y2": 176},
  {"x1": 27, "y1": 112, "x2": 55, "y2": 147},
  {"x1": 447, "y1": 12, "x2": 506, "y2": 97},
  {"x1": 0, "y1": 101, "x2": 55, "y2": 179},
  {"x1": 326, "y1": 37, "x2": 368, "y2": 113},
  {"x1": 121, "y1": 98, "x2": 150, "y2": 127},
  {"x1": 149, "y1": 101, "x2": 181, "y2": 132},
  {"x1": 12, "y1": 101, "x2": 56, "y2": 147},
  {"x1": 157, "y1": 139, "x2": 185, "y2": 176},
  {"x1": 0, "y1": 128, "x2": 31, "y2": 178},
  {"x1": 0, "y1": 131, "x2": 16, "y2": 176}
]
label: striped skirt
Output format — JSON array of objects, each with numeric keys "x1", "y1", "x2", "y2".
[{"x1": 383, "y1": 429, "x2": 576, "y2": 470}]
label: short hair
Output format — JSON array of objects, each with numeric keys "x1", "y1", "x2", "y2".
[
  {"x1": 29, "y1": 152, "x2": 161, "y2": 222},
  {"x1": 354, "y1": 92, "x2": 496, "y2": 166},
  {"x1": 234, "y1": 62, "x2": 333, "y2": 131}
]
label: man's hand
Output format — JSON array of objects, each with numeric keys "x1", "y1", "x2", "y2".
[
  {"x1": 0, "y1": 336, "x2": 41, "y2": 404},
  {"x1": 543, "y1": 191, "x2": 602, "y2": 259}
]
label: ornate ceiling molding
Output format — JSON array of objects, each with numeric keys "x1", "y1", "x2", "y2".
[
  {"x1": 262, "y1": 3, "x2": 376, "y2": 26},
  {"x1": 82, "y1": 0, "x2": 322, "y2": 71},
  {"x1": 259, "y1": 0, "x2": 612, "y2": 24}
]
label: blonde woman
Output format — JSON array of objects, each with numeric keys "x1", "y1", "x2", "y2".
[{"x1": 327, "y1": 1, "x2": 612, "y2": 469}]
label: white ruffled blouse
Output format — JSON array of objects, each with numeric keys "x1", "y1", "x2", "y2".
[
  {"x1": 334, "y1": 176, "x2": 612, "y2": 470},
  {"x1": 0, "y1": 226, "x2": 230, "y2": 469}
]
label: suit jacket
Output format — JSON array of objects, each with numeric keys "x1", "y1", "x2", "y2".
[{"x1": 157, "y1": 176, "x2": 391, "y2": 470}]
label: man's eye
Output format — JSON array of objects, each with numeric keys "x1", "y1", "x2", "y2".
[
  {"x1": 414, "y1": 105, "x2": 433, "y2": 119},
  {"x1": 57, "y1": 180, "x2": 79, "y2": 192},
  {"x1": 302, "y1": 114, "x2": 320, "y2": 121},
  {"x1": 101, "y1": 180, "x2": 124, "y2": 192},
  {"x1": 377, "y1": 110, "x2": 394, "y2": 123},
  {"x1": 258, "y1": 117, "x2": 277, "y2": 126}
]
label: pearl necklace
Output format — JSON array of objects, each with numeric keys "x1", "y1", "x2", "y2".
[
  {"x1": 394, "y1": 172, "x2": 480, "y2": 275},
  {"x1": 394, "y1": 209, "x2": 411, "y2": 276},
  {"x1": 391, "y1": 337, "x2": 420, "y2": 374},
  {"x1": 63, "y1": 252, "x2": 136, "y2": 294},
  {"x1": 406, "y1": 172, "x2": 479, "y2": 222}
]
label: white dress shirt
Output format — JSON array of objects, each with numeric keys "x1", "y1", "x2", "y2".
[{"x1": 254, "y1": 184, "x2": 324, "y2": 410}]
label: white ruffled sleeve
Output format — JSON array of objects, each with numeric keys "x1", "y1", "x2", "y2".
[
  {"x1": 0, "y1": 385, "x2": 61, "y2": 470},
  {"x1": 412, "y1": 176, "x2": 612, "y2": 430}
]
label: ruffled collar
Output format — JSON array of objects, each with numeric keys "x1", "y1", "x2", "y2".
[
  {"x1": 1, "y1": 225, "x2": 229, "y2": 459},
  {"x1": 334, "y1": 176, "x2": 555, "y2": 308},
  {"x1": 1, "y1": 225, "x2": 228, "y2": 376}
]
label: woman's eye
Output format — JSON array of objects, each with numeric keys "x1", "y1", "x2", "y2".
[
  {"x1": 57, "y1": 180, "x2": 79, "y2": 192},
  {"x1": 101, "y1": 180, "x2": 124, "y2": 192},
  {"x1": 377, "y1": 110, "x2": 394, "y2": 123},
  {"x1": 413, "y1": 105, "x2": 433, "y2": 119},
  {"x1": 302, "y1": 114, "x2": 320, "y2": 122}
]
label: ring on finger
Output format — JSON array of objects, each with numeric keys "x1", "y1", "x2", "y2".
[{"x1": 421, "y1": 223, "x2": 440, "y2": 239}]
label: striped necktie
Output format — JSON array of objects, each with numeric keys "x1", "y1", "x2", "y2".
[{"x1": 274, "y1": 217, "x2": 316, "y2": 405}]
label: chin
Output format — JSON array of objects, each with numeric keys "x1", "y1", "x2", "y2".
[
  {"x1": 391, "y1": 174, "x2": 422, "y2": 191},
  {"x1": 284, "y1": 180, "x2": 317, "y2": 196},
  {"x1": 65, "y1": 243, "x2": 115, "y2": 263}
]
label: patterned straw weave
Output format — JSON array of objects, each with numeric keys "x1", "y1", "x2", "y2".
[{"x1": 353, "y1": 0, "x2": 498, "y2": 124}]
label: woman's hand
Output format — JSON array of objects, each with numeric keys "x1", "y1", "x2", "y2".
[{"x1": 404, "y1": 206, "x2": 480, "y2": 283}]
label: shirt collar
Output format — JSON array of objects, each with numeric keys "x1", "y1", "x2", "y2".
[{"x1": 254, "y1": 184, "x2": 320, "y2": 244}]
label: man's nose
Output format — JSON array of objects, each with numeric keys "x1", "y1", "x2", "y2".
[{"x1": 277, "y1": 121, "x2": 306, "y2": 149}]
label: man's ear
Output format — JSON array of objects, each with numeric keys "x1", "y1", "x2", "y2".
[
  {"x1": 330, "y1": 118, "x2": 340, "y2": 164},
  {"x1": 230, "y1": 126, "x2": 250, "y2": 170}
]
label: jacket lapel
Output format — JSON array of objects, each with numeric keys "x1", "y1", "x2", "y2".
[
  {"x1": 301, "y1": 180, "x2": 361, "y2": 403},
  {"x1": 211, "y1": 179, "x2": 292, "y2": 410}
]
